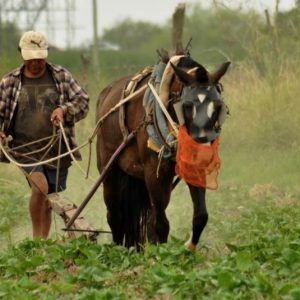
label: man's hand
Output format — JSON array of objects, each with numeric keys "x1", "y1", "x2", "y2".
[{"x1": 51, "y1": 107, "x2": 64, "y2": 126}]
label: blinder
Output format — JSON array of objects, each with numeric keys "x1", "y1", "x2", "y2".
[{"x1": 181, "y1": 85, "x2": 227, "y2": 143}]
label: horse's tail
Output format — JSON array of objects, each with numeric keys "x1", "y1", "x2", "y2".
[{"x1": 117, "y1": 167, "x2": 150, "y2": 249}]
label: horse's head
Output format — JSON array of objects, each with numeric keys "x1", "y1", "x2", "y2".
[{"x1": 171, "y1": 57, "x2": 230, "y2": 143}]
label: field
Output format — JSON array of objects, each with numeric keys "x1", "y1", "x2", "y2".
[
  {"x1": 0, "y1": 48, "x2": 300, "y2": 299},
  {"x1": 1, "y1": 175, "x2": 300, "y2": 299}
]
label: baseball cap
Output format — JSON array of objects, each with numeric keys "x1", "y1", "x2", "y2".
[{"x1": 19, "y1": 31, "x2": 48, "y2": 60}]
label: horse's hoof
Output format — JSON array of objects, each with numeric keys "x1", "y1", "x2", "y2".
[{"x1": 184, "y1": 240, "x2": 196, "y2": 251}]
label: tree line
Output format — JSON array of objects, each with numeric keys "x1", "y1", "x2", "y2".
[{"x1": 0, "y1": 3, "x2": 299, "y2": 76}]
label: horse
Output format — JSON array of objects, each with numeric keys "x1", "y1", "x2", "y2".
[{"x1": 96, "y1": 54, "x2": 230, "y2": 249}]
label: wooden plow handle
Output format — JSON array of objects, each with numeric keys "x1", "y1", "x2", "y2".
[{"x1": 65, "y1": 131, "x2": 136, "y2": 229}]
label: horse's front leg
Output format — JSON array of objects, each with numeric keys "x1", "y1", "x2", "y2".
[
  {"x1": 145, "y1": 176, "x2": 172, "y2": 244},
  {"x1": 185, "y1": 185, "x2": 208, "y2": 250},
  {"x1": 147, "y1": 188, "x2": 171, "y2": 243}
]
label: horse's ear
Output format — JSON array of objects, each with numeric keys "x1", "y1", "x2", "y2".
[
  {"x1": 209, "y1": 61, "x2": 231, "y2": 84},
  {"x1": 170, "y1": 62, "x2": 195, "y2": 86}
]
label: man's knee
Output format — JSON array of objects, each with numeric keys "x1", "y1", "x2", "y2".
[{"x1": 28, "y1": 172, "x2": 49, "y2": 195}]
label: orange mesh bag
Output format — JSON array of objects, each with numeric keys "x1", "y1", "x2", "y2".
[{"x1": 175, "y1": 125, "x2": 221, "y2": 189}]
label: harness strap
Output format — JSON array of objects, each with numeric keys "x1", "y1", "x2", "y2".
[
  {"x1": 124, "y1": 66, "x2": 153, "y2": 97},
  {"x1": 119, "y1": 85, "x2": 129, "y2": 139},
  {"x1": 148, "y1": 82, "x2": 178, "y2": 136},
  {"x1": 118, "y1": 67, "x2": 153, "y2": 140},
  {"x1": 152, "y1": 100, "x2": 172, "y2": 150}
]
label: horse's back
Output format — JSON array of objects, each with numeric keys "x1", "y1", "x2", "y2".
[
  {"x1": 96, "y1": 76, "x2": 131, "y2": 117},
  {"x1": 96, "y1": 75, "x2": 147, "y2": 176}
]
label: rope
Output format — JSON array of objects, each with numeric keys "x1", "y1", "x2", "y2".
[
  {"x1": 90, "y1": 84, "x2": 147, "y2": 140},
  {"x1": 59, "y1": 123, "x2": 96, "y2": 182},
  {"x1": 9, "y1": 150, "x2": 57, "y2": 169},
  {"x1": 0, "y1": 136, "x2": 88, "y2": 167},
  {"x1": 86, "y1": 140, "x2": 92, "y2": 179},
  {"x1": 55, "y1": 130, "x2": 62, "y2": 193},
  {"x1": 10, "y1": 131, "x2": 58, "y2": 156},
  {"x1": 54, "y1": 130, "x2": 63, "y2": 239},
  {"x1": 0, "y1": 84, "x2": 148, "y2": 177},
  {"x1": 30, "y1": 134, "x2": 60, "y2": 173}
]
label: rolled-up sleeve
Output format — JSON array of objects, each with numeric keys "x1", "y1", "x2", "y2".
[{"x1": 59, "y1": 74, "x2": 89, "y2": 124}]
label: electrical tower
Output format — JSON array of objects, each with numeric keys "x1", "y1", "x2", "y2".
[{"x1": 0, "y1": 0, "x2": 76, "y2": 49}]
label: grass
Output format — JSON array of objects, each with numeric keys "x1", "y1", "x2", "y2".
[{"x1": 0, "y1": 190, "x2": 299, "y2": 299}]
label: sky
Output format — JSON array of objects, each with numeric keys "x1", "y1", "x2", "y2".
[
  {"x1": 8, "y1": 0, "x2": 296, "y2": 48},
  {"x1": 72, "y1": 0, "x2": 296, "y2": 48}
]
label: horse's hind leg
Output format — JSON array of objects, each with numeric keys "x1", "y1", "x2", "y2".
[
  {"x1": 103, "y1": 169, "x2": 124, "y2": 245},
  {"x1": 103, "y1": 165, "x2": 151, "y2": 248},
  {"x1": 186, "y1": 185, "x2": 208, "y2": 250}
]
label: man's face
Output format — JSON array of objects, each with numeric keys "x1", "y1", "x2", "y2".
[{"x1": 24, "y1": 59, "x2": 47, "y2": 76}]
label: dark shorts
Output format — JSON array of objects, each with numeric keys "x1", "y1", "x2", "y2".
[{"x1": 23, "y1": 166, "x2": 69, "y2": 194}]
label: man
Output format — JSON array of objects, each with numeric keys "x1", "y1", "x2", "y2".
[{"x1": 0, "y1": 31, "x2": 89, "y2": 238}]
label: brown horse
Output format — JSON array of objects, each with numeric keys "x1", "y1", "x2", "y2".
[{"x1": 96, "y1": 55, "x2": 230, "y2": 249}]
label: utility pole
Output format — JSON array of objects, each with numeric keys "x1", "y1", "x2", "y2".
[
  {"x1": 172, "y1": 3, "x2": 185, "y2": 54},
  {"x1": 0, "y1": 0, "x2": 76, "y2": 49},
  {"x1": 92, "y1": 0, "x2": 99, "y2": 78}
]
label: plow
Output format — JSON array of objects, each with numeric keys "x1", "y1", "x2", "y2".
[{"x1": 0, "y1": 84, "x2": 148, "y2": 242}]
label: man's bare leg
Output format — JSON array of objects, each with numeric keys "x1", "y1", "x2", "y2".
[{"x1": 28, "y1": 172, "x2": 51, "y2": 238}]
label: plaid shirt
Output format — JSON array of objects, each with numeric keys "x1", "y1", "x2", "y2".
[{"x1": 0, "y1": 62, "x2": 89, "y2": 160}]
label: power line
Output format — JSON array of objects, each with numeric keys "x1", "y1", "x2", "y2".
[{"x1": 0, "y1": 0, "x2": 76, "y2": 48}]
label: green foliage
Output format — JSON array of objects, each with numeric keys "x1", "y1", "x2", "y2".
[
  {"x1": 221, "y1": 56, "x2": 300, "y2": 153},
  {"x1": 101, "y1": 19, "x2": 163, "y2": 51},
  {"x1": 47, "y1": 49, "x2": 84, "y2": 74},
  {"x1": 0, "y1": 22, "x2": 21, "y2": 55},
  {"x1": 0, "y1": 194, "x2": 299, "y2": 298},
  {"x1": 276, "y1": 6, "x2": 300, "y2": 55},
  {"x1": 0, "y1": 184, "x2": 28, "y2": 248},
  {"x1": 184, "y1": 5, "x2": 264, "y2": 63},
  {"x1": 98, "y1": 50, "x2": 155, "y2": 81}
]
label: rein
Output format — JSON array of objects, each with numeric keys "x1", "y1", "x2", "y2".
[
  {"x1": 9, "y1": 127, "x2": 58, "y2": 156},
  {"x1": 0, "y1": 132, "x2": 86, "y2": 168},
  {"x1": 90, "y1": 84, "x2": 147, "y2": 140}
]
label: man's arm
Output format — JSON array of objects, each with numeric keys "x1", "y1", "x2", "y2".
[{"x1": 58, "y1": 72, "x2": 89, "y2": 124}]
